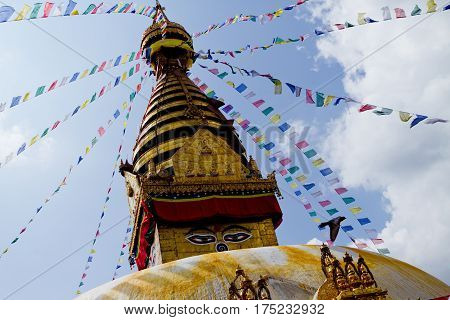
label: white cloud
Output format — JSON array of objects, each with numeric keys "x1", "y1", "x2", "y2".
[
  {"x1": 307, "y1": 237, "x2": 323, "y2": 245},
  {"x1": 307, "y1": 0, "x2": 450, "y2": 283}
]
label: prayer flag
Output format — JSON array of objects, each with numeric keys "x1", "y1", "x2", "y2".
[
  {"x1": 311, "y1": 190, "x2": 323, "y2": 198},
  {"x1": 279, "y1": 169, "x2": 288, "y2": 176},
  {"x1": 17, "y1": 143, "x2": 26, "y2": 155},
  {"x1": 341, "y1": 225, "x2": 354, "y2": 232},
  {"x1": 270, "y1": 114, "x2": 281, "y2": 124},
  {"x1": 320, "y1": 168, "x2": 333, "y2": 176},
  {"x1": 41, "y1": 128, "x2": 49, "y2": 137},
  {"x1": 290, "y1": 182, "x2": 298, "y2": 189},
  {"x1": 280, "y1": 158, "x2": 292, "y2": 166},
  {"x1": 304, "y1": 149, "x2": 317, "y2": 159},
  {"x1": 316, "y1": 92, "x2": 325, "y2": 107},
  {"x1": 308, "y1": 211, "x2": 317, "y2": 217},
  {"x1": 381, "y1": 6, "x2": 391, "y2": 20},
  {"x1": 286, "y1": 83, "x2": 302, "y2": 97},
  {"x1": 312, "y1": 158, "x2": 324, "y2": 167},
  {"x1": 30, "y1": 3, "x2": 43, "y2": 19},
  {"x1": 394, "y1": 8, "x2": 406, "y2": 18},
  {"x1": 296, "y1": 175, "x2": 307, "y2": 182},
  {"x1": 10, "y1": 96, "x2": 21, "y2": 108},
  {"x1": 270, "y1": 78, "x2": 282, "y2": 94},
  {"x1": 218, "y1": 72, "x2": 228, "y2": 79},
  {"x1": 357, "y1": 218, "x2": 371, "y2": 225},
  {"x1": 0, "y1": 6, "x2": 14, "y2": 23},
  {"x1": 303, "y1": 183, "x2": 315, "y2": 191},
  {"x1": 252, "y1": 100, "x2": 265, "y2": 108},
  {"x1": 335, "y1": 187, "x2": 348, "y2": 195},
  {"x1": 319, "y1": 200, "x2": 331, "y2": 207},
  {"x1": 425, "y1": 118, "x2": 448, "y2": 124},
  {"x1": 263, "y1": 142, "x2": 275, "y2": 150},
  {"x1": 295, "y1": 140, "x2": 309, "y2": 149},
  {"x1": 15, "y1": 4, "x2": 31, "y2": 21},
  {"x1": 324, "y1": 95, "x2": 335, "y2": 106},
  {"x1": 371, "y1": 239, "x2": 384, "y2": 245},
  {"x1": 29, "y1": 135, "x2": 39, "y2": 146},
  {"x1": 427, "y1": 0, "x2": 437, "y2": 13},
  {"x1": 410, "y1": 115, "x2": 428, "y2": 128},
  {"x1": 288, "y1": 166, "x2": 299, "y2": 174},
  {"x1": 327, "y1": 208, "x2": 339, "y2": 216},
  {"x1": 411, "y1": 5, "x2": 422, "y2": 16},
  {"x1": 356, "y1": 243, "x2": 368, "y2": 249},
  {"x1": 304, "y1": 203, "x2": 312, "y2": 210},
  {"x1": 278, "y1": 122, "x2": 290, "y2": 132},
  {"x1": 235, "y1": 83, "x2": 247, "y2": 93},
  {"x1": 373, "y1": 108, "x2": 393, "y2": 116},
  {"x1": 357, "y1": 13, "x2": 367, "y2": 25},
  {"x1": 399, "y1": 111, "x2": 412, "y2": 122},
  {"x1": 98, "y1": 127, "x2": 106, "y2": 136},
  {"x1": 285, "y1": 176, "x2": 293, "y2": 183},
  {"x1": 64, "y1": 1, "x2": 77, "y2": 16},
  {"x1": 343, "y1": 197, "x2": 355, "y2": 204},
  {"x1": 359, "y1": 104, "x2": 376, "y2": 112},
  {"x1": 377, "y1": 248, "x2": 390, "y2": 254},
  {"x1": 262, "y1": 107, "x2": 274, "y2": 115},
  {"x1": 306, "y1": 89, "x2": 315, "y2": 104},
  {"x1": 350, "y1": 207, "x2": 362, "y2": 214}
]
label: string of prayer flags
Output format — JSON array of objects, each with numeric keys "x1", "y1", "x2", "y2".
[
  {"x1": 199, "y1": 58, "x2": 447, "y2": 128},
  {"x1": 294, "y1": 138, "x2": 390, "y2": 253},
  {"x1": 0, "y1": 63, "x2": 143, "y2": 170},
  {"x1": 112, "y1": 218, "x2": 135, "y2": 280},
  {"x1": 2, "y1": 49, "x2": 144, "y2": 114},
  {"x1": 191, "y1": 74, "x2": 373, "y2": 249},
  {"x1": 0, "y1": 3, "x2": 156, "y2": 24},
  {"x1": 0, "y1": 73, "x2": 147, "y2": 263},
  {"x1": 77, "y1": 90, "x2": 139, "y2": 295},
  {"x1": 193, "y1": 0, "x2": 309, "y2": 38}
]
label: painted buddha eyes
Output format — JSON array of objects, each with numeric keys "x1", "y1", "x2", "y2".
[
  {"x1": 223, "y1": 232, "x2": 252, "y2": 243},
  {"x1": 186, "y1": 234, "x2": 217, "y2": 245}
]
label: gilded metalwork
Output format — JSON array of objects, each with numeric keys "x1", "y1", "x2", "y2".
[
  {"x1": 317, "y1": 245, "x2": 389, "y2": 300},
  {"x1": 228, "y1": 267, "x2": 271, "y2": 300}
]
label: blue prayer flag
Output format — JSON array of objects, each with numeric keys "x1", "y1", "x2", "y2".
[
  {"x1": 410, "y1": 115, "x2": 428, "y2": 128},
  {"x1": 114, "y1": 77, "x2": 120, "y2": 87},
  {"x1": 0, "y1": 6, "x2": 14, "y2": 23},
  {"x1": 341, "y1": 225, "x2": 354, "y2": 232},
  {"x1": 358, "y1": 218, "x2": 371, "y2": 225},
  {"x1": 64, "y1": 1, "x2": 77, "y2": 16},
  {"x1": 278, "y1": 123, "x2": 291, "y2": 132},
  {"x1": 70, "y1": 72, "x2": 80, "y2": 83},
  {"x1": 235, "y1": 83, "x2": 248, "y2": 93},
  {"x1": 114, "y1": 110, "x2": 120, "y2": 119},
  {"x1": 294, "y1": 190, "x2": 302, "y2": 196},
  {"x1": 10, "y1": 96, "x2": 21, "y2": 108},
  {"x1": 320, "y1": 168, "x2": 333, "y2": 176},
  {"x1": 264, "y1": 142, "x2": 275, "y2": 150},
  {"x1": 17, "y1": 143, "x2": 26, "y2": 155},
  {"x1": 303, "y1": 183, "x2": 315, "y2": 191}
]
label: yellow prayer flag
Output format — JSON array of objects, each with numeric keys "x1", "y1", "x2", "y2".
[
  {"x1": 254, "y1": 135, "x2": 265, "y2": 143},
  {"x1": 399, "y1": 111, "x2": 412, "y2": 122},
  {"x1": 121, "y1": 72, "x2": 127, "y2": 81},
  {"x1": 29, "y1": 135, "x2": 39, "y2": 146},
  {"x1": 264, "y1": 150, "x2": 271, "y2": 156},
  {"x1": 236, "y1": 116, "x2": 244, "y2": 123},
  {"x1": 226, "y1": 81, "x2": 235, "y2": 88},
  {"x1": 71, "y1": 10, "x2": 79, "y2": 15},
  {"x1": 22, "y1": 92, "x2": 31, "y2": 102},
  {"x1": 122, "y1": 102, "x2": 128, "y2": 110},
  {"x1": 324, "y1": 95, "x2": 335, "y2": 107},
  {"x1": 79, "y1": 69, "x2": 89, "y2": 79},
  {"x1": 85, "y1": 147, "x2": 90, "y2": 154},
  {"x1": 121, "y1": 55, "x2": 129, "y2": 64},
  {"x1": 115, "y1": 2, "x2": 123, "y2": 13},
  {"x1": 312, "y1": 158, "x2": 324, "y2": 167},
  {"x1": 296, "y1": 175, "x2": 307, "y2": 182},
  {"x1": 90, "y1": 249, "x2": 96, "y2": 254},
  {"x1": 81, "y1": 100, "x2": 89, "y2": 109},
  {"x1": 289, "y1": 182, "x2": 298, "y2": 189},
  {"x1": 427, "y1": 0, "x2": 437, "y2": 13},
  {"x1": 15, "y1": 5, "x2": 31, "y2": 21},
  {"x1": 232, "y1": 15, "x2": 239, "y2": 23},
  {"x1": 312, "y1": 218, "x2": 321, "y2": 223},
  {"x1": 270, "y1": 114, "x2": 281, "y2": 124},
  {"x1": 274, "y1": 9, "x2": 283, "y2": 17},
  {"x1": 357, "y1": 13, "x2": 366, "y2": 25},
  {"x1": 350, "y1": 207, "x2": 362, "y2": 214}
]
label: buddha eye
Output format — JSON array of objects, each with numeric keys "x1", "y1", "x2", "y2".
[
  {"x1": 186, "y1": 234, "x2": 216, "y2": 245},
  {"x1": 223, "y1": 232, "x2": 252, "y2": 243}
]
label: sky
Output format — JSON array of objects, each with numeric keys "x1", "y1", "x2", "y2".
[{"x1": 0, "y1": 0, "x2": 448, "y2": 299}]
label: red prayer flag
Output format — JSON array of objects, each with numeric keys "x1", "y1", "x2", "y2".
[
  {"x1": 99, "y1": 87, "x2": 106, "y2": 97},
  {"x1": 252, "y1": 100, "x2": 265, "y2": 108},
  {"x1": 20, "y1": 228, "x2": 26, "y2": 234},
  {"x1": 371, "y1": 238, "x2": 384, "y2": 245},
  {"x1": 48, "y1": 81, "x2": 58, "y2": 91},
  {"x1": 199, "y1": 84, "x2": 208, "y2": 91},
  {"x1": 356, "y1": 242, "x2": 368, "y2": 249},
  {"x1": 295, "y1": 140, "x2": 309, "y2": 149},
  {"x1": 394, "y1": 8, "x2": 406, "y2": 18},
  {"x1": 279, "y1": 169, "x2": 288, "y2": 176},
  {"x1": 98, "y1": 127, "x2": 106, "y2": 136},
  {"x1": 359, "y1": 104, "x2": 376, "y2": 112},
  {"x1": 280, "y1": 158, "x2": 292, "y2": 166},
  {"x1": 98, "y1": 61, "x2": 107, "y2": 72},
  {"x1": 319, "y1": 200, "x2": 331, "y2": 207},
  {"x1": 52, "y1": 121, "x2": 61, "y2": 130},
  {"x1": 306, "y1": 89, "x2": 315, "y2": 104},
  {"x1": 135, "y1": 63, "x2": 141, "y2": 73},
  {"x1": 335, "y1": 187, "x2": 348, "y2": 195}
]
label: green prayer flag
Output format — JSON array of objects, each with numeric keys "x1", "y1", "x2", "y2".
[
  {"x1": 262, "y1": 107, "x2": 274, "y2": 116},
  {"x1": 316, "y1": 92, "x2": 325, "y2": 107},
  {"x1": 30, "y1": 3, "x2": 43, "y2": 19},
  {"x1": 11, "y1": 238, "x2": 19, "y2": 244},
  {"x1": 288, "y1": 166, "x2": 299, "y2": 174},
  {"x1": 91, "y1": 93, "x2": 97, "y2": 103},
  {"x1": 129, "y1": 52, "x2": 136, "y2": 61},
  {"x1": 343, "y1": 197, "x2": 355, "y2": 204},
  {"x1": 129, "y1": 67, "x2": 135, "y2": 77},
  {"x1": 89, "y1": 65, "x2": 98, "y2": 75},
  {"x1": 218, "y1": 72, "x2": 228, "y2": 79},
  {"x1": 326, "y1": 208, "x2": 339, "y2": 216},
  {"x1": 35, "y1": 86, "x2": 46, "y2": 97},
  {"x1": 41, "y1": 128, "x2": 49, "y2": 137},
  {"x1": 285, "y1": 176, "x2": 293, "y2": 182}
]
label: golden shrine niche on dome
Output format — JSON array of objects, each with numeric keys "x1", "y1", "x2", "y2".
[
  {"x1": 317, "y1": 245, "x2": 389, "y2": 300},
  {"x1": 228, "y1": 266, "x2": 272, "y2": 300}
]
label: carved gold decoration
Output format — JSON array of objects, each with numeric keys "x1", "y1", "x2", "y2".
[
  {"x1": 228, "y1": 267, "x2": 271, "y2": 300},
  {"x1": 317, "y1": 245, "x2": 389, "y2": 300}
]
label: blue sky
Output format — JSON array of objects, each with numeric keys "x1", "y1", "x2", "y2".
[{"x1": 0, "y1": 0, "x2": 448, "y2": 299}]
